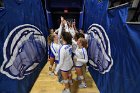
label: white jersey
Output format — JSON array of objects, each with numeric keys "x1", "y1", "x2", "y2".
[
  {"x1": 55, "y1": 45, "x2": 73, "y2": 73},
  {"x1": 50, "y1": 42, "x2": 61, "y2": 61},
  {"x1": 69, "y1": 28, "x2": 75, "y2": 38},
  {"x1": 72, "y1": 39, "x2": 77, "y2": 53},
  {"x1": 74, "y1": 47, "x2": 88, "y2": 67}
]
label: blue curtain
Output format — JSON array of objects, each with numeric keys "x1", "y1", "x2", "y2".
[
  {"x1": 0, "y1": 0, "x2": 48, "y2": 93},
  {"x1": 46, "y1": 10, "x2": 53, "y2": 29},
  {"x1": 84, "y1": 0, "x2": 109, "y2": 32},
  {"x1": 79, "y1": 11, "x2": 84, "y2": 29},
  {"x1": 85, "y1": 0, "x2": 140, "y2": 93}
]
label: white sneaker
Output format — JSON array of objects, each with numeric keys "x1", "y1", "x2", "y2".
[
  {"x1": 49, "y1": 72, "x2": 54, "y2": 76},
  {"x1": 79, "y1": 83, "x2": 87, "y2": 88},
  {"x1": 62, "y1": 89, "x2": 71, "y2": 93}
]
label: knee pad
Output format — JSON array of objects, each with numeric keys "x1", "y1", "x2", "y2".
[
  {"x1": 63, "y1": 79, "x2": 69, "y2": 84},
  {"x1": 79, "y1": 76, "x2": 84, "y2": 80}
]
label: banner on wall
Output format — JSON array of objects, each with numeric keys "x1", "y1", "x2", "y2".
[
  {"x1": 84, "y1": 0, "x2": 109, "y2": 32},
  {"x1": 0, "y1": 0, "x2": 48, "y2": 93},
  {"x1": 85, "y1": 1, "x2": 140, "y2": 93}
]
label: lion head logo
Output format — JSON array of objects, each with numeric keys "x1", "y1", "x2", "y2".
[
  {"x1": 87, "y1": 24, "x2": 113, "y2": 74},
  {"x1": 1, "y1": 24, "x2": 46, "y2": 79}
]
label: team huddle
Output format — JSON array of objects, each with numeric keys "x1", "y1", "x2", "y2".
[{"x1": 47, "y1": 16, "x2": 88, "y2": 93}]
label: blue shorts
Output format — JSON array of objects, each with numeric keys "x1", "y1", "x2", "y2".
[
  {"x1": 60, "y1": 70, "x2": 69, "y2": 72},
  {"x1": 49, "y1": 50, "x2": 55, "y2": 58},
  {"x1": 60, "y1": 67, "x2": 73, "y2": 72}
]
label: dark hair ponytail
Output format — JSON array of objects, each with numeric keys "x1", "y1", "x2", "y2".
[{"x1": 62, "y1": 32, "x2": 72, "y2": 45}]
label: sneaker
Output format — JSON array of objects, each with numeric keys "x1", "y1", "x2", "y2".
[
  {"x1": 62, "y1": 89, "x2": 71, "y2": 93},
  {"x1": 79, "y1": 83, "x2": 87, "y2": 88},
  {"x1": 49, "y1": 72, "x2": 54, "y2": 76}
]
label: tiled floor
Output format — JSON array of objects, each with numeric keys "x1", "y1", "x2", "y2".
[{"x1": 30, "y1": 62, "x2": 99, "y2": 93}]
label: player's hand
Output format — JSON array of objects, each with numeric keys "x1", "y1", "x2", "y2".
[
  {"x1": 61, "y1": 16, "x2": 64, "y2": 21},
  {"x1": 63, "y1": 20, "x2": 67, "y2": 24},
  {"x1": 54, "y1": 71, "x2": 58, "y2": 76}
]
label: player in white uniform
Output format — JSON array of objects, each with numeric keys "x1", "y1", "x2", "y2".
[
  {"x1": 50, "y1": 33, "x2": 62, "y2": 64},
  {"x1": 50, "y1": 32, "x2": 64, "y2": 83},
  {"x1": 73, "y1": 32, "x2": 85, "y2": 54},
  {"x1": 47, "y1": 34, "x2": 55, "y2": 76},
  {"x1": 55, "y1": 32, "x2": 73, "y2": 93},
  {"x1": 73, "y1": 37, "x2": 88, "y2": 88},
  {"x1": 47, "y1": 31, "x2": 62, "y2": 74},
  {"x1": 71, "y1": 32, "x2": 85, "y2": 74},
  {"x1": 79, "y1": 29, "x2": 89, "y2": 72}
]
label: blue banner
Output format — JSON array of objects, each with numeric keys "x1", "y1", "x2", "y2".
[
  {"x1": 46, "y1": 10, "x2": 53, "y2": 29},
  {"x1": 85, "y1": 1, "x2": 140, "y2": 93},
  {"x1": 84, "y1": 0, "x2": 109, "y2": 32},
  {"x1": 0, "y1": 0, "x2": 48, "y2": 93},
  {"x1": 79, "y1": 11, "x2": 84, "y2": 29}
]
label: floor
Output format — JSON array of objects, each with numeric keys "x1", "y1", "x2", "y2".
[{"x1": 30, "y1": 62, "x2": 99, "y2": 93}]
